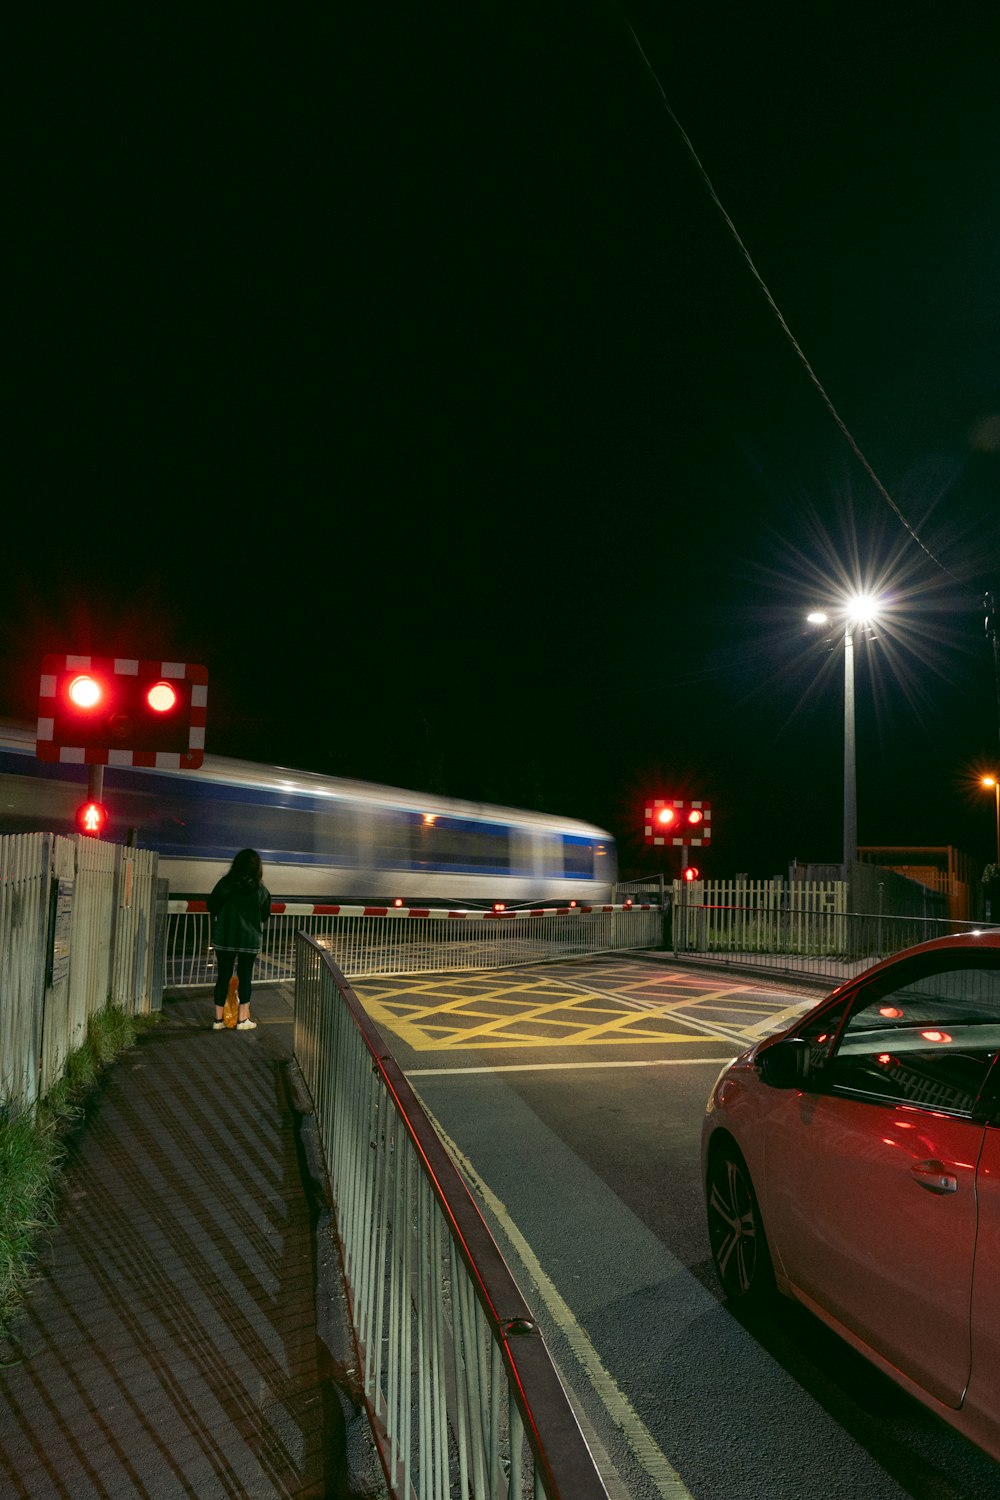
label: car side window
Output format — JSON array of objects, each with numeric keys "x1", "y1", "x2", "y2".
[{"x1": 828, "y1": 961, "x2": 1000, "y2": 1114}]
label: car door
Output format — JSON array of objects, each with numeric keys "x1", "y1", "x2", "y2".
[
  {"x1": 966, "y1": 1115, "x2": 1000, "y2": 1455},
  {"x1": 763, "y1": 952, "x2": 1000, "y2": 1408}
]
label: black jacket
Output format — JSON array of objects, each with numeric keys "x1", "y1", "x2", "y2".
[{"x1": 208, "y1": 874, "x2": 271, "y2": 953}]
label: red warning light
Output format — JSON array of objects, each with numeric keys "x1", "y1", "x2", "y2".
[
  {"x1": 67, "y1": 674, "x2": 105, "y2": 710},
  {"x1": 683, "y1": 865, "x2": 700, "y2": 881},
  {"x1": 37, "y1": 655, "x2": 208, "y2": 768},
  {"x1": 146, "y1": 680, "x2": 179, "y2": 713},
  {"x1": 644, "y1": 800, "x2": 712, "y2": 846},
  {"x1": 393, "y1": 897, "x2": 404, "y2": 908},
  {"x1": 76, "y1": 800, "x2": 109, "y2": 837}
]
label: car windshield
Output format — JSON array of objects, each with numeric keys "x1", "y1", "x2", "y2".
[{"x1": 847, "y1": 964, "x2": 1000, "y2": 1034}]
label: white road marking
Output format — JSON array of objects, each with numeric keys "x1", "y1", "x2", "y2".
[{"x1": 408, "y1": 1056, "x2": 736, "y2": 1076}]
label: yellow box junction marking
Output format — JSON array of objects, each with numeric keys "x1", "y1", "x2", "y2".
[{"x1": 352, "y1": 971, "x2": 754, "y2": 1052}]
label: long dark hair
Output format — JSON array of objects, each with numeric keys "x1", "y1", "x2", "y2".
[{"x1": 228, "y1": 848, "x2": 263, "y2": 886}]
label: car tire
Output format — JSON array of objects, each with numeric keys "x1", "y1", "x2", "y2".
[{"x1": 706, "y1": 1141, "x2": 775, "y2": 1309}]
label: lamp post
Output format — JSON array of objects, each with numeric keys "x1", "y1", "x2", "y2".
[
  {"x1": 808, "y1": 595, "x2": 881, "y2": 871},
  {"x1": 983, "y1": 775, "x2": 1000, "y2": 866}
]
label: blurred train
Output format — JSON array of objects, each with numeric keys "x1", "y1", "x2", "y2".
[{"x1": 0, "y1": 721, "x2": 617, "y2": 906}]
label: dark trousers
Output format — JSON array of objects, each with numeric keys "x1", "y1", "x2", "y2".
[{"x1": 213, "y1": 949, "x2": 257, "y2": 1007}]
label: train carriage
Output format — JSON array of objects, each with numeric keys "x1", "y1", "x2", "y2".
[{"x1": 0, "y1": 721, "x2": 616, "y2": 906}]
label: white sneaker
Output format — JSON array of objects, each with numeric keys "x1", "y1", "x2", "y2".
[
  {"x1": 236, "y1": 1018, "x2": 257, "y2": 1030},
  {"x1": 212, "y1": 1021, "x2": 225, "y2": 1031}
]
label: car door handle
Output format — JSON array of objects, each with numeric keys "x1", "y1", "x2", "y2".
[{"x1": 911, "y1": 1159, "x2": 958, "y2": 1194}]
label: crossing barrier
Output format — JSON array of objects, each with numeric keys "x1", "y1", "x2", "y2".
[{"x1": 164, "y1": 901, "x2": 662, "y2": 986}]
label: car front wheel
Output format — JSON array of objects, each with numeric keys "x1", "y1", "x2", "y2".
[{"x1": 706, "y1": 1142, "x2": 774, "y2": 1309}]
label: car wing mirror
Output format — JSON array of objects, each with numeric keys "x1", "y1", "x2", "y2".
[{"x1": 757, "y1": 1037, "x2": 814, "y2": 1090}]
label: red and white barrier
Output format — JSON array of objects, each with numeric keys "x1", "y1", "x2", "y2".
[{"x1": 167, "y1": 900, "x2": 655, "y2": 917}]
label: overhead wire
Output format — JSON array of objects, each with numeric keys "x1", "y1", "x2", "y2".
[
  {"x1": 613, "y1": 5, "x2": 971, "y2": 591},
  {"x1": 612, "y1": 6, "x2": 999, "y2": 751}
]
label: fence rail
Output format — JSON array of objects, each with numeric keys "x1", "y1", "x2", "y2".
[
  {"x1": 0, "y1": 832, "x2": 161, "y2": 1113},
  {"x1": 670, "y1": 884, "x2": 998, "y2": 985},
  {"x1": 164, "y1": 902, "x2": 662, "y2": 987},
  {"x1": 294, "y1": 933, "x2": 609, "y2": 1499}
]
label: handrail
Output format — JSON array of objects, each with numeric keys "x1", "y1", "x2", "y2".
[{"x1": 294, "y1": 932, "x2": 609, "y2": 1499}]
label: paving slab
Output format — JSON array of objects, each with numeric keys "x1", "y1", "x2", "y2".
[{"x1": 0, "y1": 985, "x2": 388, "y2": 1500}]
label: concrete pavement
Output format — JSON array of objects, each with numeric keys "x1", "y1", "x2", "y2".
[{"x1": 0, "y1": 984, "x2": 388, "y2": 1499}]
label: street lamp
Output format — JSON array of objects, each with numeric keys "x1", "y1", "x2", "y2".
[
  {"x1": 983, "y1": 775, "x2": 1000, "y2": 865},
  {"x1": 808, "y1": 594, "x2": 882, "y2": 870}
]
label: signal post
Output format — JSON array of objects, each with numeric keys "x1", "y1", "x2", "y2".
[{"x1": 644, "y1": 798, "x2": 712, "y2": 949}]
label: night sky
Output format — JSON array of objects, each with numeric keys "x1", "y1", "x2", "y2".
[{"x1": 6, "y1": 6, "x2": 999, "y2": 880}]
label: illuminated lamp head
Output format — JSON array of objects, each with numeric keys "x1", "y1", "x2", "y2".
[
  {"x1": 76, "y1": 800, "x2": 108, "y2": 837},
  {"x1": 68, "y1": 674, "x2": 103, "y2": 709},
  {"x1": 146, "y1": 680, "x2": 179, "y2": 713}
]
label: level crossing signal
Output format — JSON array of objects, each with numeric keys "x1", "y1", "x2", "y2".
[
  {"x1": 76, "y1": 800, "x2": 109, "y2": 837},
  {"x1": 36, "y1": 655, "x2": 208, "y2": 768},
  {"x1": 644, "y1": 799, "x2": 712, "y2": 847}
]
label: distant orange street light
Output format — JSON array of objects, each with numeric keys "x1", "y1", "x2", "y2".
[{"x1": 983, "y1": 775, "x2": 1000, "y2": 865}]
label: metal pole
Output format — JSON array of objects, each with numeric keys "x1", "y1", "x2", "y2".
[{"x1": 843, "y1": 627, "x2": 857, "y2": 869}]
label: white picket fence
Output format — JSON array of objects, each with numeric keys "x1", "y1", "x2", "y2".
[
  {"x1": 0, "y1": 832, "x2": 160, "y2": 1113},
  {"x1": 673, "y1": 877, "x2": 847, "y2": 956}
]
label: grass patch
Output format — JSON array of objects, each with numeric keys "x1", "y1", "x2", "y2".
[{"x1": 0, "y1": 1003, "x2": 159, "y2": 1341}]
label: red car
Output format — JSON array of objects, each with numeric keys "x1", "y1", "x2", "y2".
[{"x1": 703, "y1": 930, "x2": 1000, "y2": 1463}]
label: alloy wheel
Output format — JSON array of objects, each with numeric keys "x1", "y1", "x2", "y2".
[{"x1": 706, "y1": 1146, "x2": 773, "y2": 1307}]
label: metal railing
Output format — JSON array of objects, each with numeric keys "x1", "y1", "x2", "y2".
[
  {"x1": 164, "y1": 902, "x2": 662, "y2": 987},
  {"x1": 670, "y1": 894, "x2": 999, "y2": 985},
  {"x1": 294, "y1": 933, "x2": 609, "y2": 1499}
]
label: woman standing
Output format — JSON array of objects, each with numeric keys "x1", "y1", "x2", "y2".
[{"x1": 208, "y1": 848, "x2": 271, "y2": 1030}]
